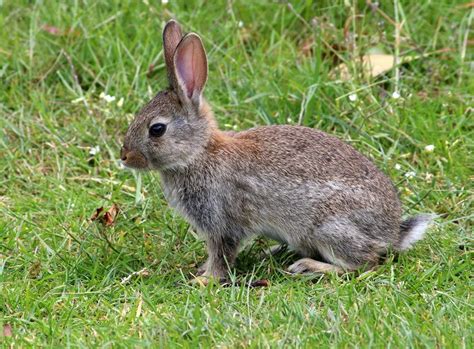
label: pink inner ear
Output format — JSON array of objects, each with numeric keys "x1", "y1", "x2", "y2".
[
  {"x1": 174, "y1": 35, "x2": 207, "y2": 100},
  {"x1": 176, "y1": 41, "x2": 196, "y2": 98}
]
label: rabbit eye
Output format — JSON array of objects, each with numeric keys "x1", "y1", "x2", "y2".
[{"x1": 149, "y1": 123, "x2": 167, "y2": 137}]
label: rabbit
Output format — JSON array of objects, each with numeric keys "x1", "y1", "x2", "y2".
[{"x1": 121, "y1": 20, "x2": 434, "y2": 283}]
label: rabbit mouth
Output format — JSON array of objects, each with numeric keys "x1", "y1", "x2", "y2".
[{"x1": 120, "y1": 147, "x2": 149, "y2": 169}]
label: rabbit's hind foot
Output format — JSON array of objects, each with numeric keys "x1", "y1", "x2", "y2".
[{"x1": 287, "y1": 258, "x2": 344, "y2": 275}]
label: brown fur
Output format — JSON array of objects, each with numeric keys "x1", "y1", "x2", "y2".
[{"x1": 121, "y1": 21, "x2": 434, "y2": 280}]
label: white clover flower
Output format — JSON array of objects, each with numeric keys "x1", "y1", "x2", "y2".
[
  {"x1": 162, "y1": 0, "x2": 169, "y2": 4},
  {"x1": 392, "y1": 91, "x2": 400, "y2": 99},
  {"x1": 100, "y1": 92, "x2": 116, "y2": 103},
  {"x1": 404, "y1": 171, "x2": 416, "y2": 179},
  {"x1": 104, "y1": 95, "x2": 116, "y2": 103},
  {"x1": 394, "y1": 163, "x2": 402, "y2": 170},
  {"x1": 287, "y1": 117, "x2": 292, "y2": 123},
  {"x1": 424, "y1": 144, "x2": 435, "y2": 152},
  {"x1": 89, "y1": 145, "x2": 100, "y2": 156},
  {"x1": 238, "y1": 21, "x2": 244, "y2": 28},
  {"x1": 117, "y1": 97, "x2": 124, "y2": 108},
  {"x1": 348, "y1": 93, "x2": 357, "y2": 102}
]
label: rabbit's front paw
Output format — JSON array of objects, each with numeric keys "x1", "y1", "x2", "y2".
[
  {"x1": 196, "y1": 260, "x2": 209, "y2": 276},
  {"x1": 189, "y1": 275, "x2": 228, "y2": 287},
  {"x1": 190, "y1": 275, "x2": 210, "y2": 286}
]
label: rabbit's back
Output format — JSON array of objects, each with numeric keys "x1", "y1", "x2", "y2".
[{"x1": 233, "y1": 125, "x2": 391, "y2": 186}]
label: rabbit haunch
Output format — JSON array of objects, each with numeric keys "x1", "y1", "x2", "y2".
[{"x1": 122, "y1": 20, "x2": 434, "y2": 279}]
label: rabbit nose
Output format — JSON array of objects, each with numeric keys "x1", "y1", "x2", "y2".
[
  {"x1": 120, "y1": 147, "x2": 129, "y2": 161},
  {"x1": 120, "y1": 148, "x2": 148, "y2": 168}
]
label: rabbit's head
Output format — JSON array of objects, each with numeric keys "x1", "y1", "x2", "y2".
[{"x1": 121, "y1": 20, "x2": 215, "y2": 170}]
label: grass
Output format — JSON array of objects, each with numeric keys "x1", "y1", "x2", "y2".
[{"x1": 0, "y1": 0, "x2": 472, "y2": 347}]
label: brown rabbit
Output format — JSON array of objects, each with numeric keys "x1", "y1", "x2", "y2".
[{"x1": 121, "y1": 20, "x2": 434, "y2": 282}]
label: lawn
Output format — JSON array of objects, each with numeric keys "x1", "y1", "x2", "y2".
[{"x1": 0, "y1": 0, "x2": 472, "y2": 347}]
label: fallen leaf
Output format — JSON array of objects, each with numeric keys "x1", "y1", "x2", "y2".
[
  {"x1": 3, "y1": 324, "x2": 12, "y2": 337},
  {"x1": 104, "y1": 204, "x2": 119, "y2": 226},
  {"x1": 90, "y1": 204, "x2": 119, "y2": 226},
  {"x1": 90, "y1": 207, "x2": 104, "y2": 221},
  {"x1": 333, "y1": 54, "x2": 391, "y2": 80},
  {"x1": 332, "y1": 54, "x2": 421, "y2": 81}
]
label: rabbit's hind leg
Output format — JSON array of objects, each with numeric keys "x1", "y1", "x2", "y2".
[
  {"x1": 287, "y1": 216, "x2": 383, "y2": 275},
  {"x1": 306, "y1": 216, "x2": 385, "y2": 274}
]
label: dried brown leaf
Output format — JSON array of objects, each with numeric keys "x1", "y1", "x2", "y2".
[
  {"x1": 333, "y1": 54, "x2": 416, "y2": 81},
  {"x1": 335, "y1": 54, "x2": 394, "y2": 80},
  {"x1": 104, "y1": 204, "x2": 119, "y2": 226},
  {"x1": 90, "y1": 207, "x2": 104, "y2": 221},
  {"x1": 90, "y1": 204, "x2": 119, "y2": 226}
]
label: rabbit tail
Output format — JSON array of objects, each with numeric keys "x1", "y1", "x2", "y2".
[{"x1": 398, "y1": 214, "x2": 436, "y2": 251}]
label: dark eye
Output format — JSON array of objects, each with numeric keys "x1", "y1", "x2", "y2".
[{"x1": 149, "y1": 123, "x2": 167, "y2": 137}]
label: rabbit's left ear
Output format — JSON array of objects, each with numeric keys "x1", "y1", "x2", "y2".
[
  {"x1": 163, "y1": 20, "x2": 183, "y2": 89},
  {"x1": 173, "y1": 33, "x2": 208, "y2": 106}
]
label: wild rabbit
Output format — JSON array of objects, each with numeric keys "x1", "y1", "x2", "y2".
[{"x1": 121, "y1": 20, "x2": 434, "y2": 283}]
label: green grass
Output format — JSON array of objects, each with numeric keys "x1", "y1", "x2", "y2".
[{"x1": 1, "y1": 0, "x2": 472, "y2": 347}]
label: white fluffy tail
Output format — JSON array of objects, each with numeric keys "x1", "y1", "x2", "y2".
[{"x1": 398, "y1": 214, "x2": 436, "y2": 251}]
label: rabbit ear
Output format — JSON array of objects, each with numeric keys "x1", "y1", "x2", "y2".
[
  {"x1": 163, "y1": 20, "x2": 183, "y2": 89},
  {"x1": 173, "y1": 33, "x2": 208, "y2": 105}
]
